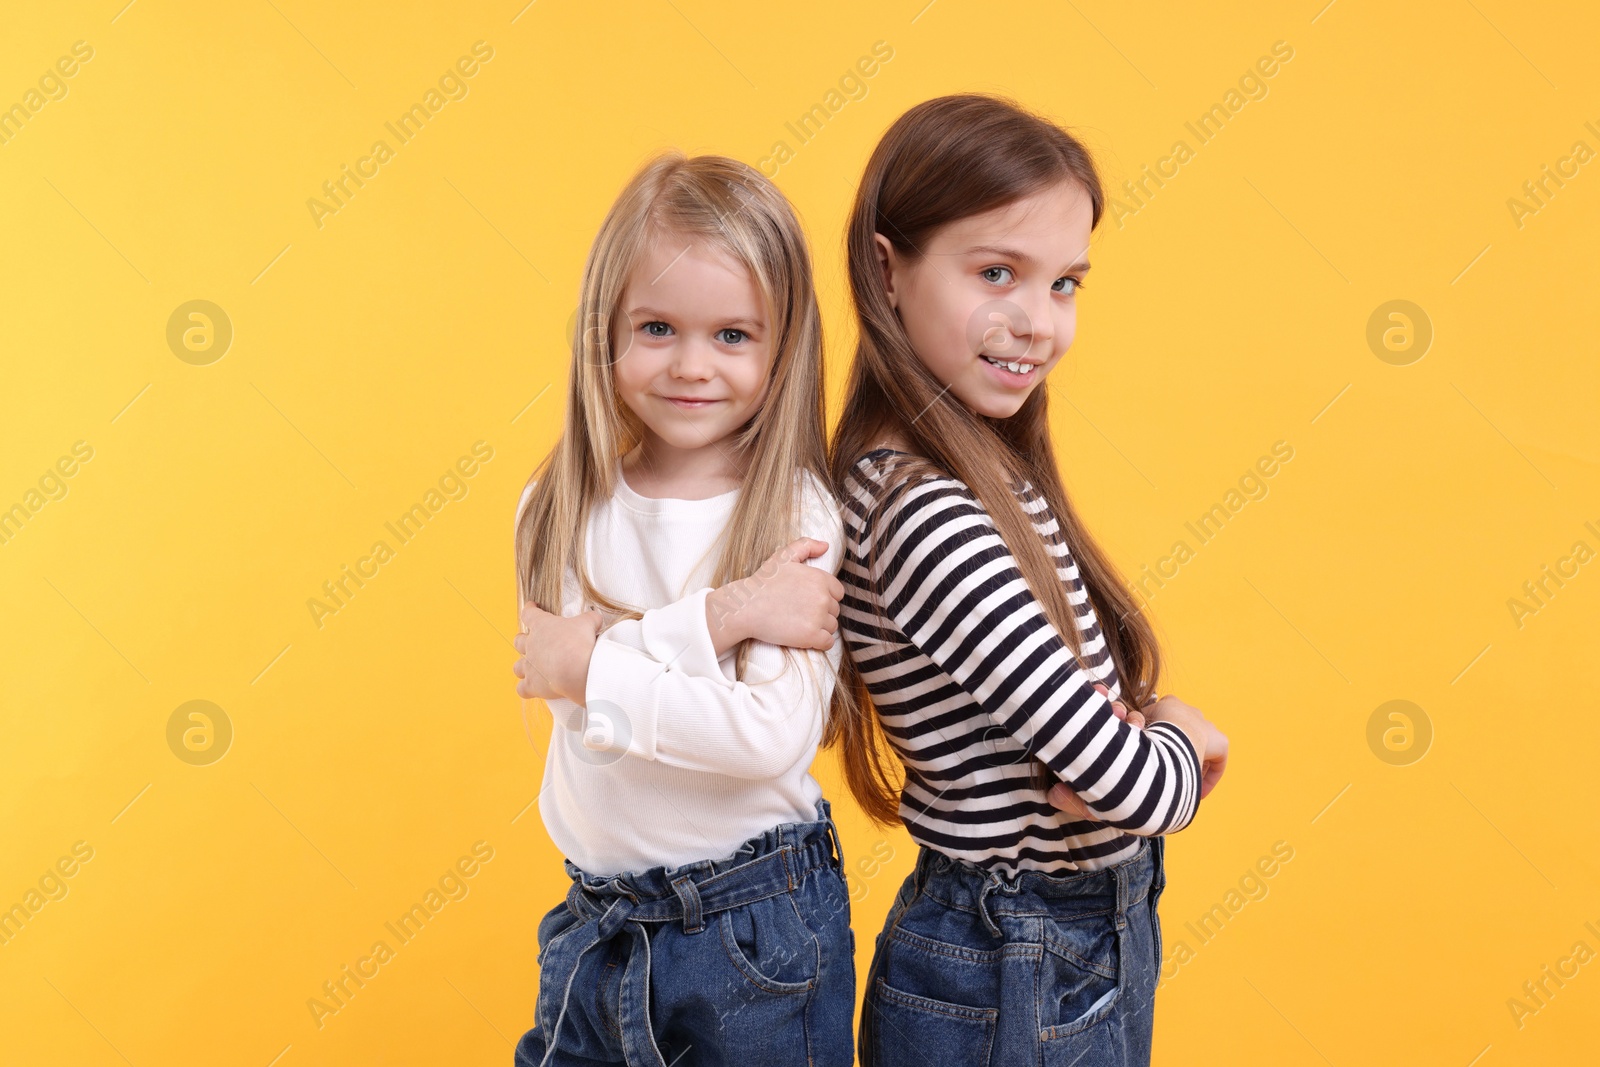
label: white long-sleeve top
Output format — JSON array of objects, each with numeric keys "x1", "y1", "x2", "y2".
[{"x1": 515, "y1": 461, "x2": 845, "y2": 877}]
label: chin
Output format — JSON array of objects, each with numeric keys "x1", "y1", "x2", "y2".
[
  {"x1": 962, "y1": 392, "x2": 1028, "y2": 420},
  {"x1": 654, "y1": 425, "x2": 725, "y2": 450}
]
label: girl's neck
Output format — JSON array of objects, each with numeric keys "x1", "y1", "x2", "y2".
[{"x1": 622, "y1": 436, "x2": 746, "y2": 500}]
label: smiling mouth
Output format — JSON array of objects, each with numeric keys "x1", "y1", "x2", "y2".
[{"x1": 980, "y1": 354, "x2": 1039, "y2": 377}]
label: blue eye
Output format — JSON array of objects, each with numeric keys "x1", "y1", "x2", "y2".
[
  {"x1": 642, "y1": 321, "x2": 672, "y2": 337},
  {"x1": 981, "y1": 266, "x2": 1014, "y2": 284},
  {"x1": 715, "y1": 328, "x2": 748, "y2": 345}
]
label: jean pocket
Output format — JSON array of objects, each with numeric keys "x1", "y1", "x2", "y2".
[
  {"x1": 719, "y1": 892, "x2": 819, "y2": 995},
  {"x1": 1038, "y1": 908, "x2": 1122, "y2": 1041},
  {"x1": 534, "y1": 905, "x2": 589, "y2": 1037},
  {"x1": 798, "y1": 866, "x2": 853, "y2": 940},
  {"x1": 869, "y1": 976, "x2": 995, "y2": 1067}
]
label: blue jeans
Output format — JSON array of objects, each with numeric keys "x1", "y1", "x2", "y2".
[
  {"x1": 860, "y1": 836, "x2": 1167, "y2": 1067},
  {"x1": 514, "y1": 799, "x2": 856, "y2": 1067}
]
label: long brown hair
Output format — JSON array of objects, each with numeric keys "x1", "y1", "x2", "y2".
[
  {"x1": 517, "y1": 151, "x2": 851, "y2": 737},
  {"x1": 827, "y1": 93, "x2": 1164, "y2": 826}
]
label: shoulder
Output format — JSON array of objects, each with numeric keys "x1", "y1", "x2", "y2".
[
  {"x1": 842, "y1": 451, "x2": 986, "y2": 536},
  {"x1": 797, "y1": 467, "x2": 842, "y2": 522},
  {"x1": 795, "y1": 468, "x2": 846, "y2": 571}
]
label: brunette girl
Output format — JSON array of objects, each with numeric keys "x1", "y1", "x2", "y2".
[{"x1": 829, "y1": 94, "x2": 1230, "y2": 1066}]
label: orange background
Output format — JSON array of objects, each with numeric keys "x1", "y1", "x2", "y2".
[{"x1": 2, "y1": 1, "x2": 1597, "y2": 1064}]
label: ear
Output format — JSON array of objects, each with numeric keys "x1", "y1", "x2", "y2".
[{"x1": 872, "y1": 232, "x2": 900, "y2": 310}]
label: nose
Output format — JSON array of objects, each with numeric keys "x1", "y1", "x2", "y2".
[
  {"x1": 1017, "y1": 286, "x2": 1056, "y2": 357},
  {"x1": 985, "y1": 290, "x2": 1054, "y2": 363},
  {"x1": 668, "y1": 337, "x2": 715, "y2": 381}
]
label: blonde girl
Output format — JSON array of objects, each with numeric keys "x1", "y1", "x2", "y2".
[
  {"x1": 829, "y1": 94, "x2": 1230, "y2": 1066},
  {"x1": 510, "y1": 153, "x2": 855, "y2": 1067}
]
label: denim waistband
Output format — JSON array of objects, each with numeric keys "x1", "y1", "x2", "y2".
[
  {"x1": 561, "y1": 798, "x2": 844, "y2": 933},
  {"x1": 535, "y1": 800, "x2": 845, "y2": 1067},
  {"x1": 913, "y1": 836, "x2": 1163, "y2": 938}
]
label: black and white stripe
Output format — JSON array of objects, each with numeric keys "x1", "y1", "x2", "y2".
[{"x1": 841, "y1": 449, "x2": 1201, "y2": 875}]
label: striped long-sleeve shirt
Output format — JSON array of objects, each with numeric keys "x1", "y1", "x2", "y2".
[{"x1": 840, "y1": 448, "x2": 1201, "y2": 875}]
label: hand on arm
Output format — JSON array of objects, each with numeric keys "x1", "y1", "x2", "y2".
[
  {"x1": 1048, "y1": 688, "x2": 1230, "y2": 819},
  {"x1": 872, "y1": 479, "x2": 1202, "y2": 836},
  {"x1": 543, "y1": 485, "x2": 847, "y2": 780},
  {"x1": 511, "y1": 480, "x2": 602, "y2": 706},
  {"x1": 512, "y1": 604, "x2": 604, "y2": 703},
  {"x1": 1046, "y1": 682, "x2": 1142, "y2": 819},
  {"x1": 513, "y1": 603, "x2": 603, "y2": 704},
  {"x1": 511, "y1": 534, "x2": 843, "y2": 706},
  {"x1": 1144, "y1": 695, "x2": 1229, "y2": 800},
  {"x1": 703, "y1": 537, "x2": 844, "y2": 656}
]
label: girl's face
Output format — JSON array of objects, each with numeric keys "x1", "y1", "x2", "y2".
[
  {"x1": 874, "y1": 179, "x2": 1094, "y2": 420},
  {"x1": 612, "y1": 234, "x2": 773, "y2": 461}
]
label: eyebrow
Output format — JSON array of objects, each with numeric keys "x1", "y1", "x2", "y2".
[
  {"x1": 627, "y1": 306, "x2": 764, "y2": 329},
  {"x1": 959, "y1": 245, "x2": 1091, "y2": 272}
]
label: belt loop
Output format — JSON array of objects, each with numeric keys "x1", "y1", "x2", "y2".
[
  {"x1": 1114, "y1": 854, "x2": 1129, "y2": 931},
  {"x1": 824, "y1": 814, "x2": 845, "y2": 872},
  {"x1": 974, "y1": 877, "x2": 1004, "y2": 940},
  {"x1": 670, "y1": 875, "x2": 705, "y2": 934},
  {"x1": 912, "y1": 847, "x2": 935, "y2": 893}
]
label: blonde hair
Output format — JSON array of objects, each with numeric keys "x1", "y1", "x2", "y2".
[{"x1": 516, "y1": 151, "x2": 854, "y2": 741}]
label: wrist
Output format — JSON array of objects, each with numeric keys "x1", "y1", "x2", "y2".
[
  {"x1": 705, "y1": 581, "x2": 750, "y2": 653},
  {"x1": 1150, "y1": 711, "x2": 1207, "y2": 764},
  {"x1": 558, "y1": 630, "x2": 598, "y2": 705}
]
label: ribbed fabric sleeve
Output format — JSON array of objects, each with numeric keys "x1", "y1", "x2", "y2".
[{"x1": 513, "y1": 467, "x2": 841, "y2": 876}]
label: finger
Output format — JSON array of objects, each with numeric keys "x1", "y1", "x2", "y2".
[
  {"x1": 774, "y1": 538, "x2": 823, "y2": 564},
  {"x1": 1111, "y1": 702, "x2": 1128, "y2": 722},
  {"x1": 516, "y1": 654, "x2": 558, "y2": 696},
  {"x1": 1047, "y1": 784, "x2": 1096, "y2": 822},
  {"x1": 1207, "y1": 752, "x2": 1229, "y2": 784},
  {"x1": 1126, "y1": 710, "x2": 1146, "y2": 730}
]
